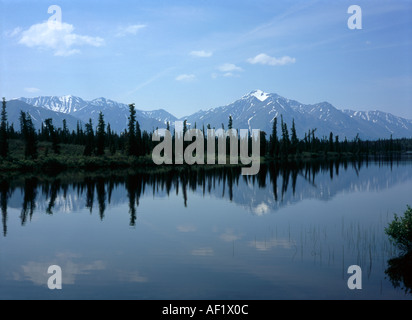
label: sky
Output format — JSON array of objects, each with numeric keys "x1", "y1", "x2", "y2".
[{"x1": 1, "y1": 0, "x2": 411, "y2": 119}]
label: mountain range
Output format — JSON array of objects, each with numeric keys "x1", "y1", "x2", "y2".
[{"x1": 6, "y1": 90, "x2": 412, "y2": 140}]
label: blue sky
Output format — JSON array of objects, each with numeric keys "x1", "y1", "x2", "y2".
[{"x1": 1, "y1": 0, "x2": 411, "y2": 119}]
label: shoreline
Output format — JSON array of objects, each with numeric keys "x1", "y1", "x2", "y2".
[{"x1": 0, "y1": 151, "x2": 408, "y2": 176}]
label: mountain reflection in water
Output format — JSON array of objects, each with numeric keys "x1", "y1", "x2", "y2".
[
  {"x1": 1, "y1": 157, "x2": 412, "y2": 299},
  {"x1": 1, "y1": 157, "x2": 411, "y2": 235}
]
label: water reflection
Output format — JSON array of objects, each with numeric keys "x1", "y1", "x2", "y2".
[
  {"x1": 385, "y1": 252, "x2": 412, "y2": 294},
  {"x1": 0, "y1": 179, "x2": 10, "y2": 237},
  {"x1": 1, "y1": 157, "x2": 411, "y2": 234},
  {"x1": 12, "y1": 252, "x2": 106, "y2": 286},
  {"x1": 1, "y1": 156, "x2": 412, "y2": 298}
]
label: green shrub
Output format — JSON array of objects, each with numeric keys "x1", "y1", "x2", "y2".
[{"x1": 385, "y1": 206, "x2": 412, "y2": 252}]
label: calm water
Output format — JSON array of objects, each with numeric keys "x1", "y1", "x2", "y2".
[{"x1": 0, "y1": 158, "x2": 412, "y2": 300}]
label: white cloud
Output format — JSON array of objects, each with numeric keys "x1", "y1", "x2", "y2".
[
  {"x1": 24, "y1": 87, "x2": 40, "y2": 93},
  {"x1": 4, "y1": 27, "x2": 22, "y2": 38},
  {"x1": 247, "y1": 53, "x2": 296, "y2": 66},
  {"x1": 177, "y1": 224, "x2": 197, "y2": 232},
  {"x1": 12, "y1": 252, "x2": 105, "y2": 286},
  {"x1": 176, "y1": 74, "x2": 196, "y2": 82},
  {"x1": 191, "y1": 247, "x2": 214, "y2": 256},
  {"x1": 118, "y1": 271, "x2": 148, "y2": 283},
  {"x1": 190, "y1": 50, "x2": 213, "y2": 58},
  {"x1": 249, "y1": 239, "x2": 293, "y2": 251},
  {"x1": 253, "y1": 202, "x2": 270, "y2": 216},
  {"x1": 18, "y1": 21, "x2": 104, "y2": 56},
  {"x1": 218, "y1": 63, "x2": 243, "y2": 73},
  {"x1": 220, "y1": 229, "x2": 242, "y2": 242},
  {"x1": 116, "y1": 24, "x2": 147, "y2": 37},
  {"x1": 214, "y1": 63, "x2": 243, "y2": 78}
]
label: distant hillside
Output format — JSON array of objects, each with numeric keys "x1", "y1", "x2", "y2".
[
  {"x1": 6, "y1": 100, "x2": 83, "y2": 131},
  {"x1": 181, "y1": 90, "x2": 412, "y2": 140},
  {"x1": 13, "y1": 91, "x2": 412, "y2": 140}
]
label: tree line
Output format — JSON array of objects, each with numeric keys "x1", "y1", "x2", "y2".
[{"x1": 0, "y1": 97, "x2": 408, "y2": 161}]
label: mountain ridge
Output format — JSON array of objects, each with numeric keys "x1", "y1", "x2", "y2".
[{"x1": 10, "y1": 90, "x2": 412, "y2": 140}]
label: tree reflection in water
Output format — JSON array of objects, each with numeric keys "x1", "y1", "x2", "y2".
[
  {"x1": 385, "y1": 251, "x2": 412, "y2": 295},
  {"x1": 0, "y1": 157, "x2": 406, "y2": 232},
  {"x1": 0, "y1": 156, "x2": 410, "y2": 295}
]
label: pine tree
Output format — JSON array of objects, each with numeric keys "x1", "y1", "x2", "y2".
[
  {"x1": 107, "y1": 123, "x2": 116, "y2": 155},
  {"x1": 76, "y1": 121, "x2": 84, "y2": 145},
  {"x1": 127, "y1": 104, "x2": 138, "y2": 156},
  {"x1": 270, "y1": 117, "x2": 278, "y2": 157},
  {"x1": 20, "y1": 111, "x2": 37, "y2": 159},
  {"x1": 61, "y1": 119, "x2": 70, "y2": 144},
  {"x1": 96, "y1": 112, "x2": 106, "y2": 156},
  {"x1": 329, "y1": 132, "x2": 334, "y2": 152},
  {"x1": 260, "y1": 131, "x2": 267, "y2": 156},
  {"x1": 228, "y1": 115, "x2": 233, "y2": 130},
  {"x1": 290, "y1": 118, "x2": 299, "y2": 154},
  {"x1": 83, "y1": 118, "x2": 95, "y2": 156},
  {"x1": 0, "y1": 98, "x2": 8, "y2": 158},
  {"x1": 44, "y1": 118, "x2": 60, "y2": 155},
  {"x1": 280, "y1": 115, "x2": 290, "y2": 155},
  {"x1": 136, "y1": 120, "x2": 142, "y2": 156},
  {"x1": 335, "y1": 135, "x2": 340, "y2": 154}
]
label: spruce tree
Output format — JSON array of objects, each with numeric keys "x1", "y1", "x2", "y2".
[
  {"x1": 20, "y1": 111, "x2": 37, "y2": 159},
  {"x1": 290, "y1": 118, "x2": 298, "y2": 154},
  {"x1": 136, "y1": 120, "x2": 142, "y2": 156},
  {"x1": 61, "y1": 119, "x2": 70, "y2": 144},
  {"x1": 329, "y1": 132, "x2": 334, "y2": 152},
  {"x1": 280, "y1": 115, "x2": 290, "y2": 155},
  {"x1": 96, "y1": 112, "x2": 106, "y2": 156},
  {"x1": 127, "y1": 104, "x2": 138, "y2": 156},
  {"x1": 270, "y1": 117, "x2": 278, "y2": 157},
  {"x1": 83, "y1": 118, "x2": 95, "y2": 156},
  {"x1": 0, "y1": 98, "x2": 8, "y2": 158},
  {"x1": 44, "y1": 118, "x2": 60, "y2": 155}
]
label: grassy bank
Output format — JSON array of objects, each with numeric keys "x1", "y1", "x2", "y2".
[
  {"x1": 0, "y1": 139, "x2": 404, "y2": 174},
  {"x1": 0, "y1": 140, "x2": 156, "y2": 173}
]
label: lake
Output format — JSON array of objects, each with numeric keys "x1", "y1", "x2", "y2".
[{"x1": 0, "y1": 157, "x2": 412, "y2": 300}]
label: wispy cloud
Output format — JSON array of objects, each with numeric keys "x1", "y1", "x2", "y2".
[
  {"x1": 12, "y1": 252, "x2": 105, "y2": 286},
  {"x1": 190, "y1": 50, "x2": 213, "y2": 58},
  {"x1": 126, "y1": 67, "x2": 176, "y2": 96},
  {"x1": 176, "y1": 74, "x2": 196, "y2": 82},
  {"x1": 4, "y1": 27, "x2": 22, "y2": 38},
  {"x1": 24, "y1": 87, "x2": 40, "y2": 93},
  {"x1": 191, "y1": 247, "x2": 214, "y2": 256},
  {"x1": 249, "y1": 238, "x2": 293, "y2": 251},
  {"x1": 18, "y1": 21, "x2": 104, "y2": 56},
  {"x1": 177, "y1": 224, "x2": 197, "y2": 232},
  {"x1": 247, "y1": 53, "x2": 296, "y2": 66},
  {"x1": 220, "y1": 229, "x2": 242, "y2": 242},
  {"x1": 116, "y1": 24, "x2": 147, "y2": 37},
  {"x1": 215, "y1": 63, "x2": 243, "y2": 78},
  {"x1": 218, "y1": 63, "x2": 243, "y2": 72}
]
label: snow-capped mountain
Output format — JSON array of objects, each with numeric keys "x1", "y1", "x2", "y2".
[
  {"x1": 14, "y1": 90, "x2": 412, "y2": 140},
  {"x1": 20, "y1": 95, "x2": 89, "y2": 114},
  {"x1": 6, "y1": 100, "x2": 84, "y2": 131},
  {"x1": 342, "y1": 110, "x2": 412, "y2": 139},
  {"x1": 181, "y1": 90, "x2": 412, "y2": 140},
  {"x1": 17, "y1": 96, "x2": 171, "y2": 133},
  {"x1": 141, "y1": 109, "x2": 177, "y2": 126}
]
